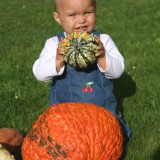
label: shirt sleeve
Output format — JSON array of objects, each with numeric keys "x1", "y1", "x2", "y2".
[
  {"x1": 98, "y1": 34, "x2": 125, "y2": 79},
  {"x1": 33, "y1": 37, "x2": 65, "y2": 82}
]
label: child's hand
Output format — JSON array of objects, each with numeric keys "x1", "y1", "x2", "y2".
[
  {"x1": 95, "y1": 37, "x2": 106, "y2": 70},
  {"x1": 95, "y1": 37, "x2": 105, "y2": 59},
  {"x1": 56, "y1": 40, "x2": 65, "y2": 72}
]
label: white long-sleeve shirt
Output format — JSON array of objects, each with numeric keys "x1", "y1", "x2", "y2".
[{"x1": 33, "y1": 33, "x2": 124, "y2": 82}]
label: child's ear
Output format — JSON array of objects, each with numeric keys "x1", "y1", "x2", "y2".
[{"x1": 53, "y1": 12, "x2": 61, "y2": 25}]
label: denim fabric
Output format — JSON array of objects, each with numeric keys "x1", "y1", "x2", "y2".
[
  {"x1": 50, "y1": 31, "x2": 132, "y2": 142},
  {"x1": 50, "y1": 64, "x2": 117, "y2": 112}
]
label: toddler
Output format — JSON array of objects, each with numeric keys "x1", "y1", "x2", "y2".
[{"x1": 33, "y1": 0, "x2": 131, "y2": 144}]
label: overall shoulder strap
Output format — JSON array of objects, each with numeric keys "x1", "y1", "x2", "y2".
[
  {"x1": 57, "y1": 32, "x2": 65, "y2": 42},
  {"x1": 92, "y1": 30, "x2": 101, "y2": 37}
]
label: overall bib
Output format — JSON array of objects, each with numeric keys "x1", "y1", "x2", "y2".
[{"x1": 50, "y1": 31, "x2": 131, "y2": 144}]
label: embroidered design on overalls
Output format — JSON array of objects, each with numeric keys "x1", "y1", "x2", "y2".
[{"x1": 82, "y1": 82, "x2": 94, "y2": 93}]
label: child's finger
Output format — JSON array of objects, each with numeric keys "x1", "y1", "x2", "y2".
[
  {"x1": 57, "y1": 46, "x2": 65, "y2": 55},
  {"x1": 95, "y1": 50, "x2": 105, "y2": 59},
  {"x1": 96, "y1": 37, "x2": 101, "y2": 42}
]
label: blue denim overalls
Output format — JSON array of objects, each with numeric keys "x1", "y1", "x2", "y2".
[{"x1": 50, "y1": 31, "x2": 131, "y2": 144}]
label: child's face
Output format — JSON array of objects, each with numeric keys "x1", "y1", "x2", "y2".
[{"x1": 54, "y1": 0, "x2": 96, "y2": 35}]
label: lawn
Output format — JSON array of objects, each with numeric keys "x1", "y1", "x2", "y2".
[{"x1": 0, "y1": 0, "x2": 159, "y2": 159}]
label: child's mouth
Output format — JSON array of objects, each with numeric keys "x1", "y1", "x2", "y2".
[{"x1": 75, "y1": 26, "x2": 88, "y2": 31}]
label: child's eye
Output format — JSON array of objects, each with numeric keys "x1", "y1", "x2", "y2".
[
  {"x1": 85, "y1": 11, "x2": 93, "y2": 15},
  {"x1": 85, "y1": 12, "x2": 91, "y2": 15},
  {"x1": 68, "y1": 14, "x2": 76, "y2": 17}
]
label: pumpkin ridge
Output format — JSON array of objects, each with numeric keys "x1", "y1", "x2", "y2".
[
  {"x1": 72, "y1": 103, "x2": 92, "y2": 159},
  {"x1": 84, "y1": 104, "x2": 97, "y2": 159},
  {"x1": 44, "y1": 107, "x2": 70, "y2": 159},
  {"x1": 59, "y1": 106, "x2": 90, "y2": 159},
  {"x1": 76, "y1": 50, "x2": 88, "y2": 68},
  {"x1": 66, "y1": 50, "x2": 72, "y2": 63},
  {"x1": 79, "y1": 48, "x2": 96, "y2": 55},
  {"x1": 96, "y1": 108, "x2": 107, "y2": 159},
  {"x1": 74, "y1": 104, "x2": 93, "y2": 159},
  {"x1": 104, "y1": 110, "x2": 123, "y2": 159},
  {"x1": 93, "y1": 107, "x2": 107, "y2": 159},
  {"x1": 75, "y1": 50, "x2": 79, "y2": 68},
  {"x1": 81, "y1": 43, "x2": 97, "y2": 52},
  {"x1": 69, "y1": 104, "x2": 91, "y2": 159},
  {"x1": 74, "y1": 105, "x2": 91, "y2": 159},
  {"x1": 57, "y1": 104, "x2": 87, "y2": 159}
]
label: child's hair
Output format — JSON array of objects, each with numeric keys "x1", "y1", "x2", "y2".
[{"x1": 54, "y1": 0, "x2": 96, "y2": 12}]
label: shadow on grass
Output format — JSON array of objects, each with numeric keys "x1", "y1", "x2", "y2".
[
  {"x1": 113, "y1": 72, "x2": 136, "y2": 159},
  {"x1": 113, "y1": 72, "x2": 137, "y2": 114},
  {"x1": 153, "y1": 146, "x2": 160, "y2": 160}
]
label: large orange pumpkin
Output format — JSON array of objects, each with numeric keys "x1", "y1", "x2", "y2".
[{"x1": 22, "y1": 103, "x2": 123, "y2": 160}]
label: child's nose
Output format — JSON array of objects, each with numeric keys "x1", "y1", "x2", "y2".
[{"x1": 78, "y1": 15, "x2": 86, "y2": 23}]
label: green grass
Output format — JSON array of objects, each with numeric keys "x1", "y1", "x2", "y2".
[{"x1": 0, "y1": 0, "x2": 160, "y2": 159}]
